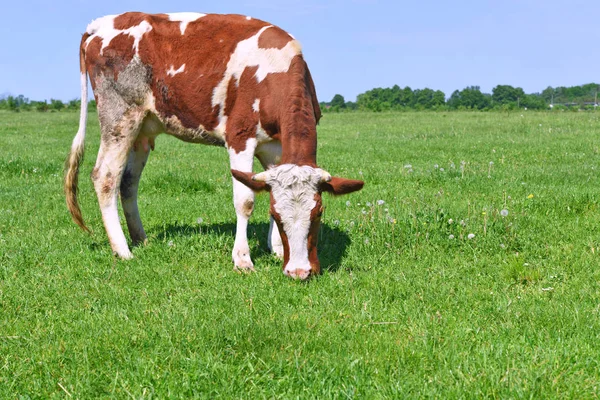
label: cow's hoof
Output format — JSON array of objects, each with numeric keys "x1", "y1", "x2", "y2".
[
  {"x1": 233, "y1": 249, "x2": 254, "y2": 272},
  {"x1": 115, "y1": 250, "x2": 133, "y2": 260},
  {"x1": 234, "y1": 264, "x2": 256, "y2": 274}
]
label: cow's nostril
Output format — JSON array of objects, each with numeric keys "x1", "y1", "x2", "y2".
[{"x1": 285, "y1": 268, "x2": 311, "y2": 280}]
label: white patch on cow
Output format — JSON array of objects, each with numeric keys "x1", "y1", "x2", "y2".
[
  {"x1": 229, "y1": 138, "x2": 258, "y2": 270},
  {"x1": 229, "y1": 138, "x2": 258, "y2": 175},
  {"x1": 86, "y1": 14, "x2": 152, "y2": 55},
  {"x1": 252, "y1": 99, "x2": 260, "y2": 113},
  {"x1": 167, "y1": 63, "x2": 186, "y2": 77},
  {"x1": 259, "y1": 164, "x2": 323, "y2": 274},
  {"x1": 167, "y1": 12, "x2": 206, "y2": 35},
  {"x1": 212, "y1": 26, "x2": 301, "y2": 133},
  {"x1": 246, "y1": 16, "x2": 252, "y2": 20}
]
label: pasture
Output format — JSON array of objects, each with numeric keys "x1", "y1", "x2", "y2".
[{"x1": 1, "y1": 110, "x2": 600, "y2": 397}]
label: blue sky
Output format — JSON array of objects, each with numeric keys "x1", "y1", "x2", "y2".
[{"x1": 1, "y1": 0, "x2": 598, "y2": 103}]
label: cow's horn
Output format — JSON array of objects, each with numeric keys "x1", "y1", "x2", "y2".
[
  {"x1": 252, "y1": 171, "x2": 269, "y2": 182},
  {"x1": 320, "y1": 170, "x2": 332, "y2": 183}
]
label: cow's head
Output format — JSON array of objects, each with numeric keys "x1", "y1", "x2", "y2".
[{"x1": 231, "y1": 164, "x2": 363, "y2": 280}]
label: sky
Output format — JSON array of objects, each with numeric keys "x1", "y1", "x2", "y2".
[{"x1": 1, "y1": 0, "x2": 599, "y2": 103}]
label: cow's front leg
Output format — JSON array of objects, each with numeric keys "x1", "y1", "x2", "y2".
[
  {"x1": 268, "y1": 216, "x2": 284, "y2": 259},
  {"x1": 256, "y1": 141, "x2": 284, "y2": 259},
  {"x1": 229, "y1": 139, "x2": 258, "y2": 271}
]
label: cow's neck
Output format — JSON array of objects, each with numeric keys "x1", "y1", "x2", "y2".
[
  {"x1": 279, "y1": 97, "x2": 318, "y2": 167},
  {"x1": 280, "y1": 131, "x2": 317, "y2": 167}
]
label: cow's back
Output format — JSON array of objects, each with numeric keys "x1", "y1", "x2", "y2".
[{"x1": 83, "y1": 12, "x2": 310, "y2": 141}]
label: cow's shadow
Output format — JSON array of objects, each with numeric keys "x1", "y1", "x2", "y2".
[{"x1": 154, "y1": 221, "x2": 351, "y2": 273}]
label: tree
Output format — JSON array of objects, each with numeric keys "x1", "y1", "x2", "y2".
[
  {"x1": 492, "y1": 85, "x2": 525, "y2": 107},
  {"x1": 50, "y1": 99, "x2": 65, "y2": 111},
  {"x1": 448, "y1": 86, "x2": 489, "y2": 110},
  {"x1": 330, "y1": 94, "x2": 346, "y2": 109}
]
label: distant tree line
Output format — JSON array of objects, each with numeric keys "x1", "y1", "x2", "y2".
[
  {"x1": 322, "y1": 83, "x2": 600, "y2": 112},
  {"x1": 0, "y1": 95, "x2": 97, "y2": 112},
  {"x1": 2, "y1": 82, "x2": 598, "y2": 113}
]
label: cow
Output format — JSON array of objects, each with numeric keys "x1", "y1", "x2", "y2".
[{"x1": 65, "y1": 12, "x2": 364, "y2": 280}]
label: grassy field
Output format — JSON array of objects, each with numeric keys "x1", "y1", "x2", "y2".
[{"x1": 2, "y1": 109, "x2": 600, "y2": 398}]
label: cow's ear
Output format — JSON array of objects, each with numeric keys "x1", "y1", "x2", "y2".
[
  {"x1": 320, "y1": 177, "x2": 364, "y2": 195},
  {"x1": 231, "y1": 170, "x2": 270, "y2": 192}
]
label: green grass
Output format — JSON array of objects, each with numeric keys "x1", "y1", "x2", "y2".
[{"x1": 2, "y1": 110, "x2": 600, "y2": 398}]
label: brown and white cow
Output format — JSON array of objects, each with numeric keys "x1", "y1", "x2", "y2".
[{"x1": 65, "y1": 12, "x2": 363, "y2": 279}]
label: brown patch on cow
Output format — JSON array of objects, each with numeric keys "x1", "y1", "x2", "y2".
[
  {"x1": 85, "y1": 34, "x2": 136, "y2": 83},
  {"x1": 102, "y1": 175, "x2": 114, "y2": 195},
  {"x1": 242, "y1": 199, "x2": 254, "y2": 217},
  {"x1": 114, "y1": 12, "x2": 149, "y2": 30},
  {"x1": 307, "y1": 193, "x2": 323, "y2": 275},
  {"x1": 257, "y1": 26, "x2": 292, "y2": 49},
  {"x1": 225, "y1": 65, "x2": 261, "y2": 153},
  {"x1": 223, "y1": 77, "x2": 238, "y2": 117}
]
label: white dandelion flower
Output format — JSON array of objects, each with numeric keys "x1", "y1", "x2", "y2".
[
  {"x1": 449, "y1": 234, "x2": 455, "y2": 239},
  {"x1": 346, "y1": 201, "x2": 351, "y2": 207},
  {"x1": 467, "y1": 233, "x2": 475, "y2": 239},
  {"x1": 500, "y1": 209, "x2": 509, "y2": 217},
  {"x1": 196, "y1": 217, "x2": 204, "y2": 224},
  {"x1": 377, "y1": 200, "x2": 385, "y2": 206}
]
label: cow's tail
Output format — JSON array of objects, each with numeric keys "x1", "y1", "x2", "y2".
[{"x1": 65, "y1": 33, "x2": 91, "y2": 232}]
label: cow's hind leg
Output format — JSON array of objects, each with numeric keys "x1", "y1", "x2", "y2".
[
  {"x1": 256, "y1": 141, "x2": 284, "y2": 259},
  {"x1": 92, "y1": 109, "x2": 145, "y2": 259},
  {"x1": 229, "y1": 139, "x2": 258, "y2": 271},
  {"x1": 120, "y1": 137, "x2": 151, "y2": 245}
]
